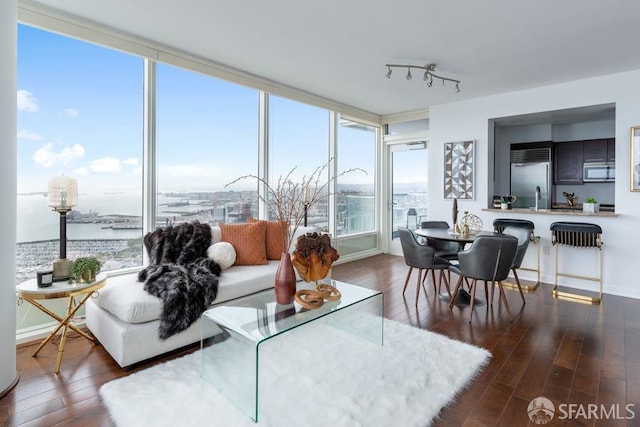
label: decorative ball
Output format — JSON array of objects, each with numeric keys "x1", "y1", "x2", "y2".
[
  {"x1": 207, "y1": 242, "x2": 236, "y2": 270},
  {"x1": 460, "y1": 212, "x2": 483, "y2": 233}
]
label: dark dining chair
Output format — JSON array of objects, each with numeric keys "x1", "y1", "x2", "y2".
[
  {"x1": 419, "y1": 221, "x2": 461, "y2": 260},
  {"x1": 449, "y1": 234, "x2": 518, "y2": 322},
  {"x1": 501, "y1": 226, "x2": 530, "y2": 304},
  {"x1": 398, "y1": 227, "x2": 451, "y2": 304},
  {"x1": 493, "y1": 218, "x2": 540, "y2": 290}
]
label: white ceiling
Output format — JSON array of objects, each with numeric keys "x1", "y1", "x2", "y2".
[{"x1": 23, "y1": 0, "x2": 640, "y2": 117}]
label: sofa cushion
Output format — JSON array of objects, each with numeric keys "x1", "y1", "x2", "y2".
[
  {"x1": 213, "y1": 261, "x2": 279, "y2": 302},
  {"x1": 211, "y1": 226, "x2": 222, "y2": 244},
  {"x1": 93, "y1": 262, "x2": 280, "y2": 324},
  {"x1": 92, "y1": 274, "x2": 163, "y2": 324},
  {"x1": 207, "y1": 241, "x2": 236, "y2": 270},
  {"x1": 220, "y1": 221, "x2": 268, "y2": 265},
  {"x1": 248, "y1": 218, "x2": 288, "y2": 260}
]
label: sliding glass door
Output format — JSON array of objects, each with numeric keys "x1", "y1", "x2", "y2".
[{"x1": 388, "y1": 141, "x2": 428, "y2": 255}]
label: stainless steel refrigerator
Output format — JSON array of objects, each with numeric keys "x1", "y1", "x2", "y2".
[{"x1": 510, "y1": 148, "x2": 551, "y2": 209}]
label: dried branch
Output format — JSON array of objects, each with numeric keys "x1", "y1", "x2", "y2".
[{"x1": 225, "y1": 158, "x2": 366, "y2": 249}]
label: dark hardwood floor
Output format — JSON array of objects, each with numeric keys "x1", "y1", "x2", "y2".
[{"x1": 2, "y1": 254, "x2": 639, "y2": 426}]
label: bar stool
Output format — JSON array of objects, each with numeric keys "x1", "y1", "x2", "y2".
[
  {"x1": 550, "y1": 221, "x2": 603, "y2": 304},
  {"x1": 493, "y1": 219, "x2": 540, "y2": 291}
]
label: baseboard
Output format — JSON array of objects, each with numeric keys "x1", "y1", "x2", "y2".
[
  {"x1": 0, "y1": 372, "x2": 19, "y2": 399},
  {"x1": 16, "y1": 318, "x2": 87, "y2": 346},
  {"x1": 335, "y1": 248, "x2": 383, "y2": 264}
]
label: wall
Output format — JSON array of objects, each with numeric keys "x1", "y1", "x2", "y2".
[
  {"x1": 552, "y1": 119, "x2": 615, "y2": 141},
  {"x1": 428, "y1": 69, "x2": 640, "y2": 299},
  {"x1": 1, "y1": 0, "x2": 18, "y2": 395}
]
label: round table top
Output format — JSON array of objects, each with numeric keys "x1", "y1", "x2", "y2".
[
  {"x1": 16, "y1": 272, "x2": 107, "y2": 299},
  {"x1": 415, "y1": 228, "x2": 498, "y2": 243}
]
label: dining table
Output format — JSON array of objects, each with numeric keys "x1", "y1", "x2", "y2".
[
  {"x1": 414, "y1": 228, "x2": 500, "y2": 306},
  {"x1": 414, "y1": 228, "x2": 497, "y2": 246}
]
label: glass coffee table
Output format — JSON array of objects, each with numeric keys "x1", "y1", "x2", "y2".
[{"x1": 200, "y1": 280, "x2": 383, "y2": 421}]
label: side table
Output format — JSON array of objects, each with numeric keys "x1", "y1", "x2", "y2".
[{"x1": 16, "y1": 273, "x2": 107, "y2": 373}]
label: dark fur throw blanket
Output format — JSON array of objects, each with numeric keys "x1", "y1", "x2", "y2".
[{"x1": 138, "y1": 221, "x2": 221, "y2": 340}]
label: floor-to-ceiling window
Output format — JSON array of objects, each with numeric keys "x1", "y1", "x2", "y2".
[
  {"x1": 268, "y1": 95, "x2": 330, "y2": 229},
  {"x1": 336, "y1": 116, "x2": 377, "y2": 235},
  {"x1": 16, "y1": 17, "x2": 382, "y2": 292},
  {"x1": 16, "y1": 24, "x2": 143, "y2": 285},
  {"x1": 156, "y1": 63, "x2": 259, "y2": 225}
]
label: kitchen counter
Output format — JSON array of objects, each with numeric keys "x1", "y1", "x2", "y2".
[{"x1": 482, "y1": 208, "x2": 617, "y2": 217}]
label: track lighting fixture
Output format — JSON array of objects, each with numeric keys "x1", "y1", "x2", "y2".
[{"x1": 384, "y1": 63, "x2": 461, "y2": 92}]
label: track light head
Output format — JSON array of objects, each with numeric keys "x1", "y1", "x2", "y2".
[{"x1": 384, "y1": 63, "x2": 460, "y2": 92}]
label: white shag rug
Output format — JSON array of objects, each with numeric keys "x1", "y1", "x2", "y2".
[{"x1": 100, "y1": 319, "x2": 490, "y2": 427}]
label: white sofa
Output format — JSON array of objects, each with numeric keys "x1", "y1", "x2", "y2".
[{"x1": 86, "y1": 225, "x2": 317, "y2": 368}]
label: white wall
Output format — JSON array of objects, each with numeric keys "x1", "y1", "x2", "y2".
[
  {"x1": 428, "y1": 69, "x2": 640, "y2": 299},
  {"x1": 1, "y1": 0, "x2": 18, "y2": 395}
]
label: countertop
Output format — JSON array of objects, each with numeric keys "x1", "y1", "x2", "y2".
[{"x1": 482, "y1": 207, "x2": 617, "y2": 217}]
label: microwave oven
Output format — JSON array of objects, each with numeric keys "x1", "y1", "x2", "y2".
[{"x1": 583, "y1": 162, "x2": 615, "y2": 182}]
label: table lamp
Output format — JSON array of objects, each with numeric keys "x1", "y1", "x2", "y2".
[{"x1": 48, "y1": 175, "x2": 78, "y2": 281}]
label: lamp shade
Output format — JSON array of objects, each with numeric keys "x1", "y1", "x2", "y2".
[{"x1": 47, "y1": 175, "x2": 78, "y2": 209}]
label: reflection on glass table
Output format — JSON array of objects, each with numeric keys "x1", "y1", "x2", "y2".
[{"x1": 200, "y1": 280, "x2": 383, "y2": 422}]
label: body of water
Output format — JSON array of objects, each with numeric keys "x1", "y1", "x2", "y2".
[
  {"x1": 17, "y1": 192, "x2": 144, "y2": 242},
  {"x1": 16, "y1": 192, "x2": 214, "y2": 243}
]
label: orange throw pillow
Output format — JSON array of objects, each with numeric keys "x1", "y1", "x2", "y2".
[
  {"x1": 248, "y1": 218, "x2": 288, "y2": 260},
  {"x1": 220, "y1": 221, "x2": 268, "y2": 265}
]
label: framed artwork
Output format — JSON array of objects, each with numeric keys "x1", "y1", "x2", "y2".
[
  {"x1": 444, "y1": 140, "x2": 474, "y2": 199},
  {"x1": 632, "y1": 126, "x2": 640, "y2": 191}
]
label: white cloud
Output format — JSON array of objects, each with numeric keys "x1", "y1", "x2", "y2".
[
  {"x1": 74, "y1": 167, "x2": 89, "y2": 176},
  {"x1": 33, "y1": 143, "x2": 55, "y2": 168},
  {"x1": 64, "y1": 108, "x2": 79, "y2": 118},
  {"x1": 17, "y1": 90, "x2": 39, "y2": 112},
  {"x1": 90, "y1": 157, "x2": 121, "y2": 174},
  {"x1": 33, "y1": 143, "x2": 85, "y2": 168},
  {"x1": 123, "y1": 157, "x2": 138, "y2": 166},
  {"x1": 59, "y1": 144, "x2": 85, "y2": 167},
  {"x1": 17, "y1": 129, "x2": 43, "y2": 140}
]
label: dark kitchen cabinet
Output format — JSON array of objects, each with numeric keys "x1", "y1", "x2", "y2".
[
  {"x1": 583, "y1": 139, "x2": 608, "y2": 162},
  {"x1": 607, "y1": 138, "x2": 615, "y2": 162},
  {"x1": 554, "y1": 141, "x2": 583, "y2": 184}
]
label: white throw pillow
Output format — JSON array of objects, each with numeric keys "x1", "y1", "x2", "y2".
[
  {"x1": 207, "y1": 241, "x2": 236, "y2": 270},
  {"x1": 210, "y1": 226, "x2": 222, "y2": 244}
]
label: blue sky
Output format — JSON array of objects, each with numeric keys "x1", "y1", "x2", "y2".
[
  {"x1": 17, "y1": 24, "x2": 378, "y2": 195},
  {"x1": 17, "y1": 24, "x2": 142, "y2": 193}
]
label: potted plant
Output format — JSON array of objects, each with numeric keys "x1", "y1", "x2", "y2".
[
  {"x1": 70, "y1": 257, "x2": 102, "y2": 283},
  {"x1": 583, "y1": 197, "x2": 599, "y2": 213}
]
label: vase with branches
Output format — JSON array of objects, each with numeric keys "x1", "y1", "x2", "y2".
[
  {"x1": 226, "y1": 158, "x2": 366, "y2": 304},
  {"x1": 226, "y1": 158, "x2": 366, "y2": 253}
]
